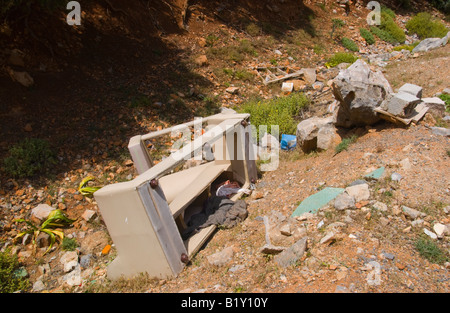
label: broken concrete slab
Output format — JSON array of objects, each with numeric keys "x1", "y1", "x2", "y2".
[
  {"x1": 291, "y1": 187, "x2": 345, "y2": 217},
  {"x1": 374, "y1": 102, "x2": 429, "y2": 126},
  {"x1": 422, "y1": 97, "x2": 447, "y2": 115},
  {"x1": 385, "y1": 92, "x2": 421, "y2": 117},
  {"x1": 296, "y1": 116, "x2": 336, "y2": 153},
  {"x1": 274, "y1": 237, "x2": 308, "y2": 268},
  {"x1": 398, "y1": 83, "x2": 423, "y2": 98},
  {"x1": 430, "y1": 127, "x2": 450, "y2": 137}
]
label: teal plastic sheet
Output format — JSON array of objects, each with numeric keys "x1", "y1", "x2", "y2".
[{"x1": 291, "y1": 187, "x2": 345, "y2": 217}]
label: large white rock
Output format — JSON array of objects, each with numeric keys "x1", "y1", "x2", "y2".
[{"x1": 332, "y1": 59, "x2": 393, "y2": 127}]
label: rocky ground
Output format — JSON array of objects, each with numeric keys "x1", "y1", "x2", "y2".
[{"x1": 0, "y1": 1, "x2": 449, "y2": 294}]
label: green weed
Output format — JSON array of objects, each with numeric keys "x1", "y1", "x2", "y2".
[
  {"x1": 0, "y1": 248, "x2": 30, "y2": 293},
  {"x1": 3, "y1": 138, "x2": 56, "y2": 178},
  {"x1": 415, "y1": 236, "x2": 448, "y2": 264},
  {"x1": 335, "y1": 135, "x2": 358, "y2": 154}
]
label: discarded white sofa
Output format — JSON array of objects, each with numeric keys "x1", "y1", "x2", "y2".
[{"x1": 94, "y1": 113, "x2": 258, "y2": 279}]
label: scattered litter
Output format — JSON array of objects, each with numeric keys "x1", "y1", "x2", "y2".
[
  {"x1": 364, "y1": 167, "x2": 385, "y2": 180},
  {"x1": 256, "y1": 66, "x2": 304, "y2": 85},
  {"x1": 216, "y1": 180, "x2": 251, "y2": 197},
  {"x1": 280, "y1": 134, "x2": 297, "y2": 151},
  {"x1": 291, "y1": 187, "x2": 345, "y2": 217}
]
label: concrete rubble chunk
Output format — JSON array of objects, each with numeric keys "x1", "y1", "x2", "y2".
[
  {"x1": 431, "y1": 127, "x2": 450, "y2": 137},
  {"x1": 402, "y1": 205, "x2": 426, "y2": 220},
  {"x1": 398, "y1": 83, "x2": 423, "y2": 98},
  {"x1": 345, "y1": 183, "x2": 370, "y2": 203},
  {"x1": 331, "y1": 59, "x2": 393, "y2": 127},
  {"x1": 274, "y1": 237, "x2": 308, "y2": 268},
  {"x1": 296, "y1": 116, "x2": 336, "y2": 153},
  {"x1": 333, "y1": 192, "x2": 356, "y2": 211},
  {"x1": 302, "y1": 68, "x2": 317, "y2": 84},
  {"x1": 421, "y1": 97, "x2": 446, "y2": 115},
  {"x1": 385, "y1": 92, "x2": 421, "y2": 117}
]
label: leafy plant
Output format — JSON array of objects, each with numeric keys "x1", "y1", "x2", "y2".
[
  {"x1": 15, "y1": 209, "x2": 76, "y2": 255},
  {"x1": 360, "y1": 28, "x2": 375, "y2": 45},
  {"x1": 406, "y1": 12, "x2": 449, "y2": 39},
  {"x1": 78, "y1": 176, "x2": 102, "y2": 197},
  {"x1": 438, "y1": 93, "x2": 450, "y2": 112},
  {"x1": 62, "y1": 237, "x2": 78, "y2": 251},
  {"x1": 335, "y1": 135, "x2": 358, "y2": 154},
  {"x1": 0, "y1": 247, "x2": 30, "y2": 293},
  {"x1": 325, "y1": 52, "x2": 358, "y2": 68},
  {"x1": 3, "y1": 138, "x2": 56, "y2": 178}
]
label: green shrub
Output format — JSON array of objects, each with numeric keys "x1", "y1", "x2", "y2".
[
  {"x1": 360, "y1": 28, "x2": 375, "y2": 45},
  {"x1": 406, "y1": 12, "x2": 448, "y2": 39},
  {"x1": 415, "y1": 236, "x2": 449, "y2": 264},
  {"x1": 325, "y1": 52, "x2": 358, "y2": 68},
  {"x1": 239, "y1": 93, "x2": 309, "y2": 137},
  {"x1": 379, "y1": 11, "x2": 406, "y2": 43},
  {"x1": 3, "y1": 138, "x2": 56, "y2": 178},
  {"x1": 341, "y1": 37, "x2": 359, "y2": 52},
  {"x1": 392, "y1": 42, "x2": 419, "y2": 52},
  {"x1": 335, "y1": 135, "x2": 358, "y2": 154},
  {"x1": 370, "y1": 26, "x2": 397, "y2": 44},
  {"x1": 0, "y1": 248, "x2": 30, "y2": 293}
]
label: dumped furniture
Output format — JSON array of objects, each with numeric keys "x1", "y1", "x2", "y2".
[{"x1": 94, "y1": 113, "x2": 258, "y2": 279}]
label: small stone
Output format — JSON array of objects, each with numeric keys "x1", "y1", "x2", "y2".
[
  {"x1": 433, "y1": 223, "x2": 446, "y2": 238},
  {"x1": 402, "y1": 206, "x2": 425, "y2": 220},
  {"x1": 391, "y1": 172, "x2": 402, "y2": 182},
  {"x1": 31, "y1": 204, "x2": 54, "y2": 221},
  {"x1": 424, "y1": 228, "x2": 437, "y2": 240},
  {"x1": 225, "y1": 86, "x2": 239, "y2": 94},
  {"x1": 320, "y1": 232, "x2": 336, "y2": 245},
  {"x1": 274, "y1": 237, "x2": 308, "y2": 268},
  {"x1": 81, "y1": 209, "x2": 97, "y2": 222},
  {"x1": 207, "y1": 246, "x2": 234, "y2": 266},
  {"x1": 32, "y1": 280, "x2": 46, "y2": 292},
  {"x1": 334, "y1": 192, "x2": 355, "y2": 210},
  {"x1": 194, "y1": 55, "x2": 208, "y2": 66},
  {"x1": 345, "y1": 183, "x2": 370, "y2": 203}
]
